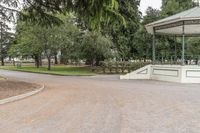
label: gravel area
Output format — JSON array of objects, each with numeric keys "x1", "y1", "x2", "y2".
[
  {"x1": 0, "y1": 80, "x2": 40, "y2": 100},
  {"x1": 0, "y1": 70, "x2": 200, "y2": 133}
]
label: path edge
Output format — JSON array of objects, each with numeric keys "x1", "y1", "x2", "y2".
[{"x1": 0, "y1": 84, "x2": 45, "y2": 105}]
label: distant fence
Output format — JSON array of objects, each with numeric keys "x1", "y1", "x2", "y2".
[{"x1": 156, "y1": 55, "x2": 200, "y2": 65}]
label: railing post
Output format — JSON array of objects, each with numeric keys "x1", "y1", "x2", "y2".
[
  {"x1": 161, "y1": 56, "x2": 164, "y2": 64},
  {"x1": 174, "y1": 36, "x2": 177, "y2": 64},
  {"x1": 170, "y1": 56, "x2": 173, "y2": 65},
  {"x1": 182, "y1": 21, "x2": 185, "y2": 66},
  {"x1": 152, "y1": 28, "x2": 156, "y2": 65}
]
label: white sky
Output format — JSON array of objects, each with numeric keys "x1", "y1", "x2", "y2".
[{"x1": 139, "y1": 0, "x2": 162, "y2": 15}]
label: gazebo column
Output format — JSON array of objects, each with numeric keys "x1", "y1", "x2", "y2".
[
  {"x1": 182, "y1": 22, "x2": 185, "y2": 66},
  {"x1": 174, "y1": 36, "x2": 177, "y2": 64},
  {"x1": 152, "y1": 28, "x2": 156, "y2": 65}
]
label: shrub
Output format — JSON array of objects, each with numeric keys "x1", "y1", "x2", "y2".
[{"x1": 99, "y1": 61, "x2": 150, "y2": 74}]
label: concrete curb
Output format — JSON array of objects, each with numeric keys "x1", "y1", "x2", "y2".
[
  {"x1": 0, "y1": 69, "x2": 95, "y2": 77},
  {"x1": 0, "y1": 84, "x2": 45, "y2": 105}
]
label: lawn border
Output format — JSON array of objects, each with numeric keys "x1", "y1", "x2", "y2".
[
  {"x1": 0, "y1": 84, "x2": 45, "y2": 105},
  {"x1": 0, "y1": 68, "x2": 96, "y2": 76}
]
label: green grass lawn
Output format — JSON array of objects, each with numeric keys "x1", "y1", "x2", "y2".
[
  {"x1": 0, "y1": 66, "x2": 96, "y2": 76},
  {"x1": 0, "y1": 76, "x2": 4, "y2": 79}
]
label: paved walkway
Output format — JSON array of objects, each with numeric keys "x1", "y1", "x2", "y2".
[{"x1": 1, "y1": 70, "x2": 200, "y2": 133}]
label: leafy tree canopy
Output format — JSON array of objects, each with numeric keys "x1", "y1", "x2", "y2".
[
  {"x1": 161, "y1": 0, "x2": 193, "y2": 17},
  {"x1": 1, "y1": 0, "x2": 125, "y2": 30}
]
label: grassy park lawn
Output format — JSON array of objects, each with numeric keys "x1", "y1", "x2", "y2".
[{"x1": 0, "y1": 66, "x2": 96, "y2": 76}]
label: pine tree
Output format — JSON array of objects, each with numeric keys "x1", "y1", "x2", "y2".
[{"x1": 161, "y1": 0, "x2": 193, "y2": 17}]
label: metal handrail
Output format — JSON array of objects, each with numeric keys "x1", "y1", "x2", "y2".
[{"x1": 155, "y1": 55, "x2": 200, "y2": 65}]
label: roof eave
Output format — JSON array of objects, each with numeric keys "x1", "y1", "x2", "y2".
[{"x1": 146, "y1": 17, "x2": 200, "y2": 34}]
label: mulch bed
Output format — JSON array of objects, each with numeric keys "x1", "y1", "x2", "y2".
[{"x1": 0, "y1": 80, "x2": 40, "y2": 100}]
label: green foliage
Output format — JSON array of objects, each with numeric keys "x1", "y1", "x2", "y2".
[
  {"x1": 187, "y1": 37, "x2": 200, "y2": 56},
  {"x1": 0, "y1": 16, "x2": 15, "y2": 66},
  {"x1": 81, "y1": 32, "x2": 113, "y2": 66},
  {"x1": 10, "y1": 13, "x2": 115, "y2": 68},
  {"x1": 103, "y1": 0, "x2": 141, "y2": 60},
  {"x1": 9, "y1": 22, "x2": 43, "y2": 58},
  {"x1": 134, "y1": 7, "x2": 161, "y2": 61},
  {"x1": 16, "y1": 0, "x2": 124, "y2": 30},
  {"x1": 161, "y1": 0, "x2": 193, "y2": 17},
  {"x1": 2, "y1": 0, "x2": 126, "y2": 31},
  {"x1": 143, "y1": 7, "x2": 161, "y2": 24},
  {"x1": 7, "y1": 0, "x2": 200, "y2": 71},
  {"x1": 99, "y1": 60, "x2": 150, "y2": 74},
  {"x1": 10, "y1": 14, "x2": 81, "y2": 70}
]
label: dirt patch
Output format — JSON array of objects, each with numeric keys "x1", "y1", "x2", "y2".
[{"x1": 0, "y1": 80, "x2": 40, "y2": 100}]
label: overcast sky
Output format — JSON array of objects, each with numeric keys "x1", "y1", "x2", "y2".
[{"x1": 139, "y1": 0, "x2": 162, "y2": 15}]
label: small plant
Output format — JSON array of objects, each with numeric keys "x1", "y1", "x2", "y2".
[
  {"x1": 107, "y1": 61, "x2": 113, "y2": 73},
  {"x1": 99, "y1": 61, "x2": 150, "y2": 74},
  {"x1": 115, "y1": 61, "x2": 119, "y2": 74},
  {"x1": 100, "y1": 61, "x2": 106, "y2": 74}
]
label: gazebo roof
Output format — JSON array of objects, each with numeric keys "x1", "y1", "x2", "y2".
[{"x1": 146, "y1": 7, "x2": 200, "y2": 36}]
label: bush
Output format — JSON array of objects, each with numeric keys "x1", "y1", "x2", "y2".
[{"x1": 99, "y1": 61, "x2": 150, "y2": 74}]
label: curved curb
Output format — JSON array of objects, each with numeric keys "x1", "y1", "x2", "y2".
[
  {"x1": 0, "y1": 69, "x2": 96, "y2": 77},
  {"x1": 0, "y1": 84, "x2": 45, "y2": 105}
]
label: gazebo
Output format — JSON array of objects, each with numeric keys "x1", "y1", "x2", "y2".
[
  {"x1": 120, "y1": 7, "x2": 200, "y2": 83},
  {"x1": 146, "y1": 6, "x2": 200, "y2": 65}
]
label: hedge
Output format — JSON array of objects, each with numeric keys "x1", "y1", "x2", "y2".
[{"x1": 99, "y1": 61, "x2": 150, "y2": 74}]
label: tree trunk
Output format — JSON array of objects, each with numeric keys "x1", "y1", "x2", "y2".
[
  {"x1": 0, "y1": 23, "x2": 3, "y2": 66},
  {"x1": 92, "y1": 58, "x2": 96, "y2": 66},
  {"x1": 9, "y1": 56, "x2": 11, "y2": 61},
  {"x1": 12, "y1": 58, "x2": 15, "y2": 66},
  {"x1": 60, "y1": 49, "x2": 64, "y2": 64},
  {"x1": 47, "y1": 57, "x2": 51, "y2": 71},
  {"x1": 1, "y1": 56, "x2": 4, "y2": 66},
  {"x1": 54, "y1": 54, "x2": 58, "y2": 65},
  {"x1": 39, "y1": 55, "x2": 42, "y2": 66},
  {"x1": 144, "y1": 55, "x2": 147, "y2": 62},
  {"x1": 34, "y1": 55, "x2": 40, "y2": 68}
]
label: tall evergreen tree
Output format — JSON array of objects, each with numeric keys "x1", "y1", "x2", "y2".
[
  {"x1": 134, "y1": 7, "x2": 161, "y2": 61},
  {"x1": 103, "y1": 0, "x2": 141, "y2": 60},
  {"x1": 161, "y1": 0, "x2": 193, "y2": 17}
]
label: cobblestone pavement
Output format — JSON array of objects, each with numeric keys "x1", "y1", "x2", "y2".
[{"x1": 1, "y1": 70, "x2": 200, "y2": 133}]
